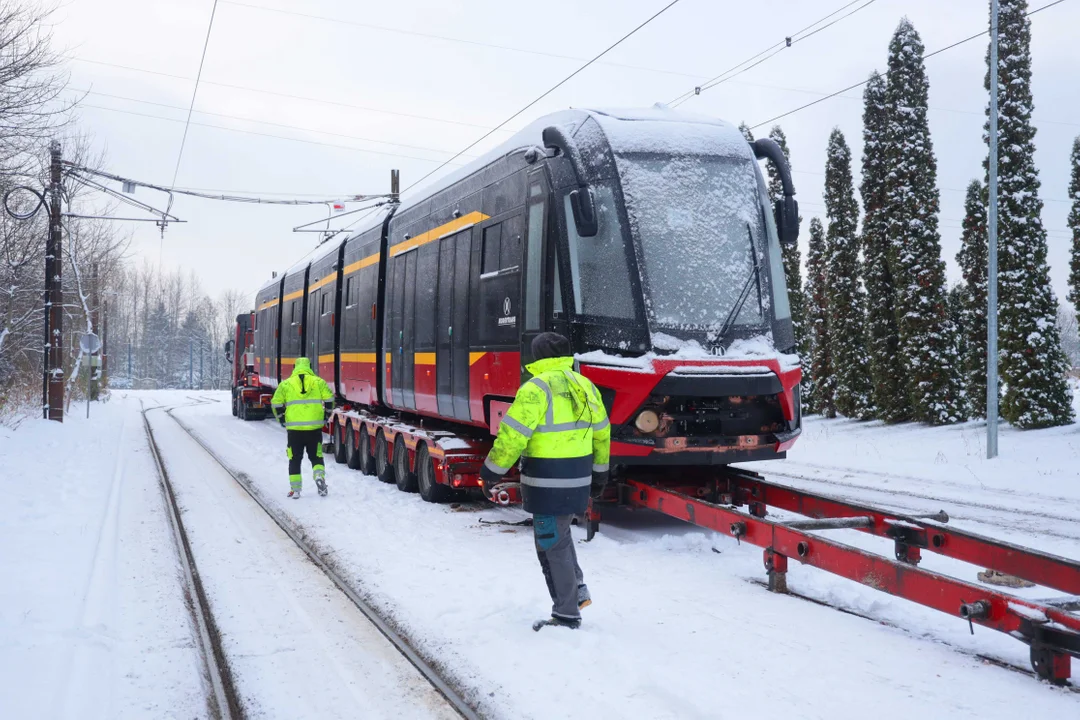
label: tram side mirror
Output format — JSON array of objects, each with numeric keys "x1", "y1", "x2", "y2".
[
  {"x1": 774, "y1": 197, "x2": 800, "y2": 245},
  {"x1": 570, "y1": 187, "x2": 598, "y2": 237}
]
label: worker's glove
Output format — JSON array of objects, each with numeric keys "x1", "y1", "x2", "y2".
[
  {"x1": 278, "y1": 416, "x2": 286, "y2": 428},
  {"x1": 591, "y1": 470, "x2": 609, "y2": 497},
  {"x1": 324, "y1": 407, "x2": 332, "y2": 421},
  {"x1": 479, "y1": 462, "x2": 503, "y2": 497}
]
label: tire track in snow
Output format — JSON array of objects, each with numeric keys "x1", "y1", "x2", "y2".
[{"x1": 53, "y1": 412, "x2": 127, "y2": 719}]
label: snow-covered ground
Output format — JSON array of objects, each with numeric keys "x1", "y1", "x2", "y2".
[
  {"x1": 3, "y1": 388, "x2": 1079, "y2": 719},
  {"x1": 0, "y1": 394, "x2": 205, "y2": 719},
  {"x1": 144, "y1": 403, "x2": 457, "y2": 719}
]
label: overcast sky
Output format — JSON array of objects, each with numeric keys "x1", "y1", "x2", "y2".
[{"x1": 51, "y1": 0, "x2": 1080, "y2": 307}]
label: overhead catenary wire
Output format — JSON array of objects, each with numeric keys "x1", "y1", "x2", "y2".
[
  {"x1": 748, "y1": 0, "x2": 1070, "y2": 130},
  {"x1": 65, "y1": 162, "x2": 388, "y2": 206},
  {"x1": 71, "y1": 57, "x2": 504, "y2": 131},
  {"x1": 220, "y1": 0, "x2": 711, "y2": 82},
  {"x1": 75, "y1": 103, "x2": 468, "y2": 166},
  {"x1": 170, "y1": 0, "x2": 220, "y2": 188},
  {"x1": 67, "y1": 87, "x2": 475, "y2": 159},
  {"x1": 667, "y1": 0, "x2": 879, "y2": 108},
  {"x1": 404, "y1": 0, "x2": 684, "y2": 194}
]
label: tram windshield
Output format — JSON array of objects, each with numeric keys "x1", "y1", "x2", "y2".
[{"x1": 616, "y1": 153, "x2": 771, "y2": 334}]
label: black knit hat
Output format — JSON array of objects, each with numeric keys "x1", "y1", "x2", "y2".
[{"x1": 531, "y1": 332, "x2": 572, "y2": 361}]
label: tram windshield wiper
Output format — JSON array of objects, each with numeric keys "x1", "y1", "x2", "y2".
[{"x1": 717, "y1": 223, "x2": 762, "y2": 342}]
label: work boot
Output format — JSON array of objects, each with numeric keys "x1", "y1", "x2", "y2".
[
  {"x1": 314, "y1": 468, "x2": 327, "y2": 497},
  {"x1": 287, "y1": 489, "x2": 301, "y2": 499},
  {"x1": 577, "y1": 584, "x2": 592, "y2": 610}
]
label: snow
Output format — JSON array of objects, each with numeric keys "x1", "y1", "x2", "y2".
[
  {"x1": 0, "y1": 396, "x2": 205, "y2": 719},
  {"x1": 144, "y1": 405, "x2": 456, "y2": 719},
  {"x1": 1008, "y1": 603, "x2": 1048, "y2": 623},
  {"x1": 4, "y1": 389, "x2": 1080, "y2": 718},
  {"x1": 578, "y1": 334, "x2": 800, "y2": 373}
]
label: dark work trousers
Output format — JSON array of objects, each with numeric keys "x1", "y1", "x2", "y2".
[
  {"x1": 533, "y1": 514, "x2": 584, "y2": 620},
  {"x1": 286, "y1": 429, "x2": 324, "y2": 490}
]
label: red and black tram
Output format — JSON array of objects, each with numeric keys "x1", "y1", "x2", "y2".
[{"x1": 242, "y1": 107, "x2": 803, "y2": 501}]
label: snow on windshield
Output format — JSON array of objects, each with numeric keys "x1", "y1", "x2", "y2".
[{"x1": 616, "y1": 153, "x2": 765, "y2": 331}]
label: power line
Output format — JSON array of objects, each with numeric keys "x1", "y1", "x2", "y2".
[
  {"x1": 668, "y1": 0, "x2": 878, "y2": 107},
  {"x1": 68, "y1": 87, "x2": 473, "y2": 158},
  {"x1": 404, "y1": 0, "x2": 684, "y2": 194},
  {"x1": 222, "y1": 0, "x2": 712, "y2": 82},
  {"x1": 75, "y1": 103, "x2": 468, "y2": 166},
  {"x1": 749, "y1": 0, "x2": 1070, "y2": 130},
  {"x1": 70, "y1": 57, "x2": 508, "y2": 132},
  {"x1": 170, "y1": 0, "x2": 220, "y2": 188}
]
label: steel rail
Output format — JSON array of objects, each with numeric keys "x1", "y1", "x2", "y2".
[
  {"x1": 165, "y1": 408, "x2": 481, "y2": 720},
  {"x1": 141, "y1": 404, "x2": 239, "y2": 720}
]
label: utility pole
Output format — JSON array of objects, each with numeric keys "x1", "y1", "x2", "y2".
[
  {"x1": 987, "y1": 0, "x2": 1000, "y2": 459},
  {"x1": 127, "y1": 340, "x2": 132, "y2": 379},
  {"x1": 391, "y1": 169, "x2": 400, "y2": 203},
  {"x1": 199, "y1": 339, "x2": 204, "y2": 390},
  {"x1": 90, "y1": 263, "x2": 100, "y2": 401},
  {"x1": 43, "y1": 140, "x2": 64, "y2": 421},
  {"x1": 189, "y1": 338, "x2": 194, "y2": 389}
]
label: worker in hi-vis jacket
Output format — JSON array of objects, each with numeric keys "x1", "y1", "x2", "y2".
[
  {"x1": 480, "y1": 332, "x2": 611, "y2": 629},
  {"x1": 270, "y1": 357, "x2": 334, "y2": 499}
]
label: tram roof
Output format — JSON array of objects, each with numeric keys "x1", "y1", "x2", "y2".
[{"x1": 343, "y1": 105, "x2": 749, "y2": 240}]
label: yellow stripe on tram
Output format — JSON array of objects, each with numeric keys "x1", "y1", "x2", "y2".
[
  {"x1": 342, "y1": 252, "x2": 381, "y2": 277},
  {"x1": 389, "y1": 211, "x2": 489, "y2": 257}
]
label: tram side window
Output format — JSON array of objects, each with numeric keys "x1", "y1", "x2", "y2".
[
  {"x1": 564, "y1": 185, "x2": 636, "y2": 321},
  {"x1": 481, "y1": 215, "x2": 523, "y2": 275},
  {"x1": 482, "y1": 224, "x2": 501, "y2": 274},
  {"x1": 320, "y1": 291, "x2": 329, "y2": 316},
  {"x1": 344, "y1": 277, "x2": 354, "y2": 308}
]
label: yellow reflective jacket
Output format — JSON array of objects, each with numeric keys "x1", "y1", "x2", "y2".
[
  {"x1": 270, "y1": 357, "x2": 334, "y2": 431},
  {"x1": 484, "y1": 356, "x2": 610, "y2": 515}
]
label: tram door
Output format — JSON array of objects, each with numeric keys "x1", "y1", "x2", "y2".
[
  {"x1": 520, "y1": 168, "x2": 565, "y2": 370},
  {"x1": 434, "y1": 228, "x2": 472, "y2": 420}
]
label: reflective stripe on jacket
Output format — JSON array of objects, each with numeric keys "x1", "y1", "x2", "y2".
[
  {"x1": 484, "y1": 356, "x2": 610, "y2": 515},
  {"x1": 270, "y1": 357, "x2": 334, "y2": 431}
]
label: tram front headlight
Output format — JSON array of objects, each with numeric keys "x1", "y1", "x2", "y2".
[{"x1": 634, "y1": 409, "x2": 660, "y2": 433}]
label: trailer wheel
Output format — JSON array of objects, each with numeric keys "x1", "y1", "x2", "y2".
[
  {"x1": 416, "y1": 444, "x2": 452, "y2": 503},
  {"x1": 239, "y1": 400, "x2": 248, "y2": 421},
  {"x1": 231, "y1": 393, "x2": 238, "y2": 417},
  {"x1": 333, "y1": 420, "x2": 348, "y2": 464},
  {"x1": 358, "y1": 427, "x2": 375, "y2": 476},
  {"x1": 375, "y1": 431, "x2": 395, "y2": 484},
  {"x1": 393, "y1": 438, "x2": 418, "y2": 493},
  {"x1": 346, "y1": 425, "x2": 362, "y2": 470}
]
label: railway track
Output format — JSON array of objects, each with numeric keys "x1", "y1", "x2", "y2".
[
  {"x1": 141, "y1": 402, "x2": 241, "y2": 720},
  {"x1": 143, "y1": 401, "x2": 480, "y2": 720}
]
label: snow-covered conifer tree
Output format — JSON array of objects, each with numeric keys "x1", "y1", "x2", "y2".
[
  {"x1": 738, "y1": 122, "x2": 754, "y2": 143},
  {"x1": 806, "y1": 217, "x2": 835, "y2": 418},
  {"x1": 956, "y1": 181, "x2": 989, "y2": 417},
  {"x1": 883, "y1": 18, "x2": 966, "y2": 424},
  {"x1": 860, "y1": 71, "x2": 908, "y2": 422},
  {"x1": 985, "y1": 0, "x2": 1073, "y2": 428},
  {"x1": 1068, "y1": 136, "x2": 1080, "y2": 321},
  {"x1": 824, "y1": 129, "x2": 873, "y2": 419}
]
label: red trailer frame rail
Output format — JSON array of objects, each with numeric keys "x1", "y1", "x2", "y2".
[{"x1": 595, "y1": 469, "x2": 1080, "y2": 685}]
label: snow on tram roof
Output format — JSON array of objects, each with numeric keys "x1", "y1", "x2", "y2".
[{"x1": 343, "y1": 104, "x2": 747, "y2": 239}]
